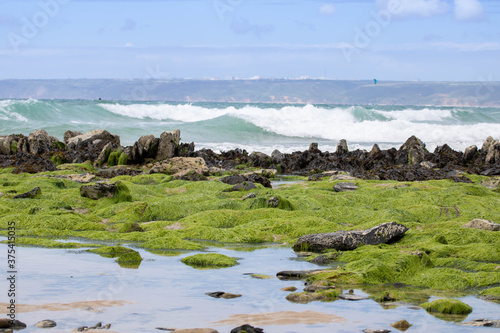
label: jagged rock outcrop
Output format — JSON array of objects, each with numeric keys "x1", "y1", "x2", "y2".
[
  {"x1": 63, "y1": 130, "x2": 82, "y2": 144},
  {"x1": 66, "y1": 129, "x2": 120, "y2": 149},
  {"x1": 129, "y1": 135, "x2": 160, "y2": 163},
  {"x1": 293, "y1": 221, "x2": 409, "y2": 252},
  {"x1": 13, "y1": 186, "x2": 41, "y2": 199},
  {"x1": 157, "y1": 129, "x2": 180, "y2": 161},
  {"x1": 396, "y1": 135, "x2": 426, "y2": 165},
  {"x1": 27, "y1": 129, "x2": 61, "y2": 155},
  {"x1": 336, "y1": 139, "x2": 348, "y2": 154}
]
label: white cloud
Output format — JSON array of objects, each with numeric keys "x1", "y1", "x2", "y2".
[
  {"x1": 376, "y1": 0, "x2": 449, "y2": 18},
  {"x1": 319, "y1": 4, "x2": 336, "y2": 15},
  {"x1": 454, "y1": 0, "x2": 484, "y2": 22}
]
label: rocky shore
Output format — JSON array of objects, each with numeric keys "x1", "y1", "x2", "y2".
[{"x1": 1, "y1": 129, "x2": 500, "y2": 181}]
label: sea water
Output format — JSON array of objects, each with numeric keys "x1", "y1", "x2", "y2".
[{"x1": 2, "y1": 99, "x2": 500, "y2": 154}]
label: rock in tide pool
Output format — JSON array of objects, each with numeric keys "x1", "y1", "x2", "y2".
[
  {"x1": 338, "y1": 293, "x2": 368, "y2": 301},
  {"x1": 35, "y1": 319, "x2": 57, "y2": 328},
  {"x1": 463, "y1": 218, "x2": 500, "y2": 231},
  {"x1": 390, "y1": 319, "x2": 412, "y2": 331},
  {"x1": 0, "y1": 319, "x2": 26, "y2": 329},
  {"x1": 205, "y1": 291, "x2": 241, "y2": 299},
  {"x1": 230, "y1": 324, "x2": 264, "y2": 333},
  {"x1": 456, "y1": 319, "x2": 500, "y2": 328},
  {"x1": 293, "y1": 222, "x2": 408, "y2": 252}
]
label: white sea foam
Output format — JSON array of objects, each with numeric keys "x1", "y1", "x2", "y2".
[
  {"x1": 97, "y1": 102, "x2": 500, "y2": 153},
  {"x1": 0, "y1": 100, "x2": 29, "y2": 122}
]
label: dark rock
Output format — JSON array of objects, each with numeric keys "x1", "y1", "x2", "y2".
[
  {"x1": 35, "y1": 320, "x2": 57, "y2": 328},
  {"x1": 456, "y1": 319, "x2": 500, "y2": 328},
  {"x1": 293, "y1": 221, "x2": 409, "y2": 252},
  {"x1": 0, "y1": 319, "x2": 26, "y2": 329},
  {"x1": 338, "y1": 293, "x2": 369, "y2": 301},
  {"x1": 309, "y1": 143, "x2": 319, "y2": 152},
  {"x1": 177, "y1": 170, "x2": 207, "y2": 181},
  {"x1": 13, "y1": 186, "x2": 41, "y2": 199},
  {"x1": 482, "y1": 136, "x2": 496, "y2": 152},
  {"x1": 336, "y1": 139, "x2": 348, "y2": 154},
  {"x1": 246, "y1": 173, "x2": 272, "y2": 188},
  {"x1": 464, "y1": 145, "x2": 478, "y2": 162},
  {"x1": 486, "y1": 141, "x2": 500, "y2": 164},
  {"x1": 396, "y1": 135, "x2": 426, "y2": 165},
  {"x1": 176, "y1": 142, "x2": 195, "y2": 157},
  {"x1": 205, "y1": 291, "x2": 241, "y2": 299},
  {"x1": 95, "y1": 142, "x2": 113, "y2": 167},
  {"x1": 271, "y1": 149, "x2": 284, "y2": 164},
  {"x1": 232, "y1": 182, "x2": 257, "y2": 191},
  {"x1": 363, "y1": 330, "x2": 391, "y2": 333},
  {"x1": 0, "y1": 152, "x2": 57, "y2": 174},
  {"x1": 80, "y1": 182, "x2": 119, "y2": 200},
  {"x1": 369, "y1": 144, "x2": 381, "y2": 158},
  {"x1": 276, "y1": 269, "x2": 323, "y2": 280},
  {"x1": 220, "y1": 175, "x2": 246, "y2": 185},
  {"x1": 130, "y1": 135, "x2": 160, "y2": 163},
  {"x1": 333, "y1": 182, "x2": 359, "y2": 192},
  {"x1": 27, "y1": 129, "x2": 60, "y2": 155},
  {"x1": 157, "y1": 129, "x2": 180, "y2": 161},
  {"x1": 310, "y1": 252, "x2": 342, "y2": 265},
  {"x1": 230, "y1": 324, "x2": 264, "y2": 333},
  {"x1": 96, "y1": 167, "x2": 142, "y2": 179}
]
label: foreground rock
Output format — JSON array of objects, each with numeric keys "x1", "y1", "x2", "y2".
[
  {"x1": 293, "y1": 222, "x2": 408, "y2": 252},
  {"x1": 463, "y1": 219, "x2": 500, "y2": 231},
  {"x1": 80, "y1": 183, "x2": 119, "y2": 200},
  {"x1": 0, "y1": 319, "x2": 26, "y2": 329}
]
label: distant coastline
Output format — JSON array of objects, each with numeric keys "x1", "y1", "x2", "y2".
[{"x1": 1, "y1": 79, "x2": 499, "y2": 107}]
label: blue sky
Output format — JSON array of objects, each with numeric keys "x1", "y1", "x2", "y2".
[{"x1": 1, "y1": 0, "x2": 499, "y2": 81}]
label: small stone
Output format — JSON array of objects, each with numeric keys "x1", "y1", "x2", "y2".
[
  {"x1": 363, "y1": 330, "x2": 391, "y2": 333},
  {"x1": 221, "y1": 293, "x2": 242, "y2": 299},
  {"x1": 231, "y1": 324, "x2": 264, "y2": 333},
  {"x1": 35, "y1": 319, "x2": 57, "y2": 328},
  {"x1": 281, "y1": 286, "x2": 297, "y2": 292},
  {"x1": 457, "y1": 319, "x2": 500, "y2": 327},
  {"x1": 205, "y1": 291, "x2": 225, "y2": 298},
  {"x1": 268, "y1": 196, "x2": 280, "y2": 207},
  {"x1": 173, "y1": 329, "x2": 219, "y2": 333},
  {"x1": 338, "y1": 293, "x2": 368, "y2": 301},
  {"x1": 390, "y1": 319, "x2": 412, "y2": 331}
]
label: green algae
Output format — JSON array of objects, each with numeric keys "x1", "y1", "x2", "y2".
[
  {"x1": 420, "y1": 298, "x2": 472, "y2": 314},
  {"x1": 181, "y1": 253, "x2": 239, "y2": 268},
  {"x1": 88, "y1": 246, "x2": 134, "y2": 258},
  {"x1": 0, "y1": 168, "x2": 499, "y2": 290}
]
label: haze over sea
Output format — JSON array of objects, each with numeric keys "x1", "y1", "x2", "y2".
[{"x1": 2, "y1": 98, "x2": 500, "y2": 155}]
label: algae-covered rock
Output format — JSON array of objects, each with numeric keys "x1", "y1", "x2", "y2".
[
  {"x1": 463, "y1": 218, "x2": 500, "y2": 231},
  {"x1": 390, "y1": 319, "x2": 412, "y2": 331},
  {"x1": 293, "y1": 221, "x2": 408, "y2": 252},
  {"x1": 80, "y1": 181, "x2": 132, "y2": 202},
  {"x1": 420, "y1": 298, "x2": 472, "y2": 315},
  {"x1": 181, "y1": 253, "x2": 238, "y2": 269},
  {"x1": 479, "y1": 286, "x2": 500, "y2": 301},
  {"x1": 88, "y1": 246, "x2": 134, "y2": 258},
  {"x1": 286, "y1": 288, "x2": 341, "y2": 303},
  {"x1": 118, "y1": 222, "x2": 144, "y2": 233},
  {"x1": 115, "y1": 251, "x2": 142, "y2": 268}
]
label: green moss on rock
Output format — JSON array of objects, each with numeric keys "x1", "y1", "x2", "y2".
[
  {"x1": 181, "y1": 253, "x2": 238, "y2": 268},
  {"x1": 420, "y1": 298, "x2": 472, "y2": 314},
  {"x1": 88, "y1": 246, "x2": 134, "y2": 258}
]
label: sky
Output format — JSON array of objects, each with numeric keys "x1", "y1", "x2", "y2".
[{"x1": 0, "y1": 0, "x2": 499, "y2": 81}]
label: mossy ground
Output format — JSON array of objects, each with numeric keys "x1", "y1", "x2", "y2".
[
  {"x1": 420, "y1": 298, "x2": 472, "y2": 314},
  {"x1": 0, "y1": 166, "x2": 499, "y2": 291}
]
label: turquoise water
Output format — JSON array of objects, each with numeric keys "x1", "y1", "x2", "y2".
[
  {"x1": 0, "y1": 244, "x2": 498, "y2": 332},
  {"x1": 2, "y1": 99, "x2": 500, "y2": 154}
]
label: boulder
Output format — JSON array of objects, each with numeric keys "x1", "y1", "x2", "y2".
[
  {"x1": 369, "y1": 144, "x2": 381, "y2": 158},
  {"x1": 219, "y1": 175, "x2": 246, "y2": 185},
  {"x1": 338, "y1": 293, "x2": 368, "y2": 301},
  {"x1": 246, "y1": 173, "x2": 272, "y2": 188},
  {"x1": 66, "y1": 129, "x2": 120, "y2": 149},
  {"x1": 396, "y1": 136, "x2": 426, "y2": 165},
  {"x1": 391, "y1": 319, "x2": 412, "y2": 331},
  {"x1": 463, "y1": 219, "x2": 500, "y2": 231},
  {"x1": 336, "y1": 139, "x2": 348, "y2": 154},
  {"x1": 486, "y1": 141, "x2": 500, "y2": 164},
  {"x1": 27, "y1": 129, "x2": 60, "y2": 155},
  {"x1": 80, "y1": 182, "x2": 124, "y2": 200},
  {"x1": 463, "y1": 145, "x2": 478, "y2": 162},
  {"x1": 271, "y1": 149, "x2": 284, "y2": 164},
  {"x1": 309, "y1": 142, "x2": 319, "y2": 152},
  {"x1": 0, "y1": 319, "x2": 26, "y2": 329},
  {"x1": 0, "y1": 134, "x2": 24, "y2": 155},
  {"x1": 157, "y1": 129, "x2": 180, "y2": 161},
  {"x1": 333, "y1": 182, "x2": 359, "y2": 192},
  {"x1": 293, "y1": 221, "x2": 409, "y2": 252},
  {"x1": 481, "y1": 136, "x2": 495, "y2": 153},
  {"x1": 130, "y1": 134, "x2": 159, "y2": 163},
  {"x1": 13, "y1": 186, "x2": 41, "y2": 199}
]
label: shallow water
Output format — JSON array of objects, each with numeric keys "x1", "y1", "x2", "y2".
[{"x1": 0, "y1": 244, "x2": 499, "y2": 332}]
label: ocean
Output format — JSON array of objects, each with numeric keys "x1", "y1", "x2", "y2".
[{"x1": 2, "y1": 98, "x2": 500, "y2": 155}]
